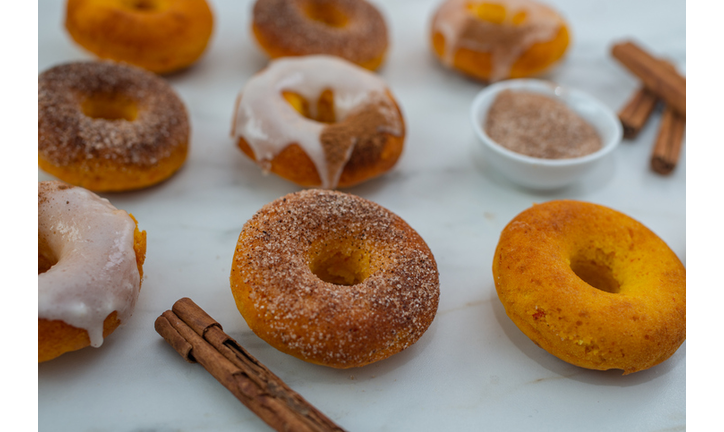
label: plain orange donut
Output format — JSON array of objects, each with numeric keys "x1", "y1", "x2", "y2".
[
  {"x1": 65, "y1": 0, "x2": 214, "y2": 74},
  {"x1": 493, "y1": 200, "x2": 686, "y2": 374}
]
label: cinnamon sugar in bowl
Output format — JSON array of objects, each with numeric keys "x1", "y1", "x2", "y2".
[{"x1": 471, "y1": 79, "x2": 621, "y2": 189}]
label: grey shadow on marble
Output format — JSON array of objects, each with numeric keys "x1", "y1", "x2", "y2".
[{"x1": 487, "y1": 286, "x2": 682, "y2": 387}]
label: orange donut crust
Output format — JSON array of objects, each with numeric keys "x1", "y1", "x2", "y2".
[
  {"x1": 492, "y1": 200, "x2": 686, "y2": 374},
  {"x1": 38, "y1": 61, "x2": 190, "y2": 192},
  {"x1": 252, "y1": 0, "x2": 388, "y2": 70},
  {"x1": 65, "y1": 0, "x2": 214, "y2": 74},
  {"x1": 431, "y1": 25, "x2": 569, "y2": 81},
  {"x1": 230, "y1": 190, "x2": 440, "y2": 368},
  {"x1": 38, "y1": 215, "x2": 147, "y2": 363},
  {"x1": 38, "y1": 143, "x2": 188, "y2": 192}
]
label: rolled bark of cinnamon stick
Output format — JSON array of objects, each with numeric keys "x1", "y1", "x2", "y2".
[
  {"x1": 155, "y1": 297, "x2": 347, "y2": 432},
  {"x1": 611, "y1": 41, "x2": 686, "y2": 117},
  {"x1": 651, "y1": 106, "x2": 685, "y2": 175},
  {"x1": 618, "y1": 87, "x2": 659, "y2": 139}
]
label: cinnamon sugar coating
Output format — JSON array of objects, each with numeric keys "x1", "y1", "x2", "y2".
[
  {"x1": 252, "y1": 0, "x2": 388, "y2": 70},
  {"x1": 38, "y1": 61, "x2": 189, "y2": 191},
  {"x1": 230, "y1": 190, "x2": 440, "y2": 368}
]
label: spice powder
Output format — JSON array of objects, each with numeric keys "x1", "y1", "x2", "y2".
[{"x1": 484, "y1": 90, "x2": 601, "y2": 159}]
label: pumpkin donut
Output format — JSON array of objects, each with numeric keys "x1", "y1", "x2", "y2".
[
  {"x1": 430, "y1": 0, "x2": 570, "y2": 82},
  {"x1": 38, "y1": 61, "x2": 190, "y2": 192},
  {"x1": 252, "y1": 0, "x2": 389, "y2": 70},
  {"x1": 65, "y1": 0, "x2": 214, "y2": 74},
  {"x1": 231, "y1": 55, "x2": 405, "y2": 189},
  {"x1": 230, "y1": 189, "x2": 440, "y2": 368},
  {"x1": 38, "y1": 181, "x2": 147, "y2": 362},
  {"x1": 493, "y1": 200, "x2": 686, "y2": 374}
]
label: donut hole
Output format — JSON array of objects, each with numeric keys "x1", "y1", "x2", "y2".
[
  {"x1": 300, "y1": 1, "x2": 349, "y2": 28},
  {"x1": 38, "y1": 234, "x2": 58, "y2": 274},
  {"x1": 81, "y1": 94, "x2": 138, "y2": 121},
  {"x1": 121, "y1": 0, "x2": 170, "y2": 12},
  {"x1": 467, "y1": 2, "x2": 527, "y2": 25},
  {"x1": 570, "y1": 256, "x2": 621, "y2": 294},
  {"x1": 309, "y1": 240, "x2": 371, "y2": 286},
  {"x1": 283, "y1": 90, "x2": 336, "y2": 123}
]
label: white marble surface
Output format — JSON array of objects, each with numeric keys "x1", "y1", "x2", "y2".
[{"x1": 38, "y1": 0, "x2": 686, "y2": 431}]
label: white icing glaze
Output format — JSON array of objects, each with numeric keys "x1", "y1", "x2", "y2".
[
  {"x1": 38, "y1": 181, "x2": 141, "y2": 347},
  {"x1": 232, "y1": 55, "x2": 403, "y2": 189},
  {"x1": 431, "y1": 0, "x2": 564, "y2": 81}
]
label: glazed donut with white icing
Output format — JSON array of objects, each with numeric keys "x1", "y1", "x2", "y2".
[
  {"x1": 252, "y1": 0, "x2": 389, "y2": 70},
  {"x1": 231, "y1": 55, "x2": 405, "y2": 189},
  {"x1": 430, "y1": 0, "x2": 570, "y2": 82},
  {"x1": 38, "y1": 181, "x2": 146, "y2": 362}
]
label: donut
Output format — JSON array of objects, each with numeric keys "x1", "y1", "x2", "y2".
[
  {"x1": 38, "y1": 61, "x2": 190, "y2": 192},
  {"x1": 230, "y1": 189, "x2": 440, "y2": 368},
  {"x1": 65, "y1": 0, "x2": 214, "y2": 74},
  {"x1": 231, "y1": 55, "x2": 405, "y2": 189},
  {"x1": 252, "y1": 0, "x2": 388, "y2": 70},
  {"x1": 430, "y1": 0, "x2": 570, "y2": 82},
  {"x1": 38, "y1": 181, "x2": 147, "y2": 362},
  {"x1": 492, "y1": 200, "x2": 686, "y2": 374}
]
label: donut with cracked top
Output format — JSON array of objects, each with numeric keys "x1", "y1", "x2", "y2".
[
  {"x1": 230, "y1": 189, "x2": 440, "y2": 368},
  {"x1": 231, "y1": 55, "x2": 405, "y2": 189},
  {"x1": 492, "y1": 200, "x2": 686, "y2": 374},
  {"x1": 252, "y1": 0, "x2": 389, "y2": 70},
  {"x1": 65, "y1": 0, "x2": 214, "y2": 74},
  {"x1": 38, "y1": 61, "x2": 190, "y2": 192},
  {"x1": 38, "y1": 181, "x2": 147, "y2": 362}
]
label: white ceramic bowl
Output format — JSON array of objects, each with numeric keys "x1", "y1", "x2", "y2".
[{"x1": 470, "y1": 79, "x2": 622, "y2": 190}]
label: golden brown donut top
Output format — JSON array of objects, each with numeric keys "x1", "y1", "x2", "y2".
[
  {"x1": 253, "y1": 0, "x2": 388, "y2": 63},
  {"x1": 233, "y1": 189, "x2": 440, "y2": 366},
  {"x1": 38, "y1": 61, "x2": 189, "y2": 167}
]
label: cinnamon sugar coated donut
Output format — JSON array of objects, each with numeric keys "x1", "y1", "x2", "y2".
[
  {"x1": 493, "y1": 200, "x2": 685, "y2": 374},
  {"x1": 38, "y1": 181, "x2": 147, "y2": 362},
  {"x1": 431, "y1": 0, "x2": 570, "y2": 82},
  {"x1": 231, "y1": 55, "x2": 405, "y2": 189},
  {"x1": 65, "y1": 0, "x2": 214, "y2": 74},
  {"x1": 252, "y1": 0, "x2": 389, "y2": 70},
  {"x1": 230, "y1": 190, "x2": 440, "y2": 368},
  {"x1": 38, "y1": 61, "x2": 190, "y2": 192}
]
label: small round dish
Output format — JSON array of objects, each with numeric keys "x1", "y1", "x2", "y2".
[{"x1": 470, "y1": 79, "x2": 622, "y2": 190}]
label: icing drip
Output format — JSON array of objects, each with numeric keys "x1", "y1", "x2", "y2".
[
  {"x1": 432, "y1": 0, "x2": 563, "y2": 81},
  {"x1": 38, "y1": 181, "x2": 141, "y2": 347},
  {"x1": 232, "y1": 55, "x2": 403, "y2": 189}
]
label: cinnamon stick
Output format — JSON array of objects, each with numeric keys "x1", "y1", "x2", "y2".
[
  {"x1": 611, "y1": 41, "x2": 686, "y2": 117},
  {"x1": 617, "y1": 86, "x2": 659, "y2": 139},
  {"x1": 651, "y1": 105, "x2": 686, "y2": 175},
  {"x1": 155, "y1": 297, "x2": 347, "y2": 432}
]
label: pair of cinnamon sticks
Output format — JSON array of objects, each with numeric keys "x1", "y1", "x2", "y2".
[
  {"x1": 155, "y1": 298, "x2": 346, "y2": 432},
  {"x1": 612, "y1": 41, "x2": 686, "y2": 175}
]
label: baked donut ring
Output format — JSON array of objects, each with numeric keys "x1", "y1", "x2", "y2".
[
  {"x1": 252, "y1": 0, "x2": 389, "y2": 70},
  {"x1": 431, "y1": 0, "x2": 570, "y2": 82},
  {"x1": 38, "y1": 61, "x2": 190, "y2": 192},
  {"x1": 231, "y1": 55, "x2": 405, "y2": 189},
  {"x1": 39, "y1": 181, "x2": 147, "y2": 362},
  {"x1": 493, "y1": 200, "x2": 686, "y2": 374},
  {"x1": 230, "y1": 189, "x2": 440, "y2": 368},
  {"x1": 65, "y1": 0, "x2": 214, "y2": 74}
]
